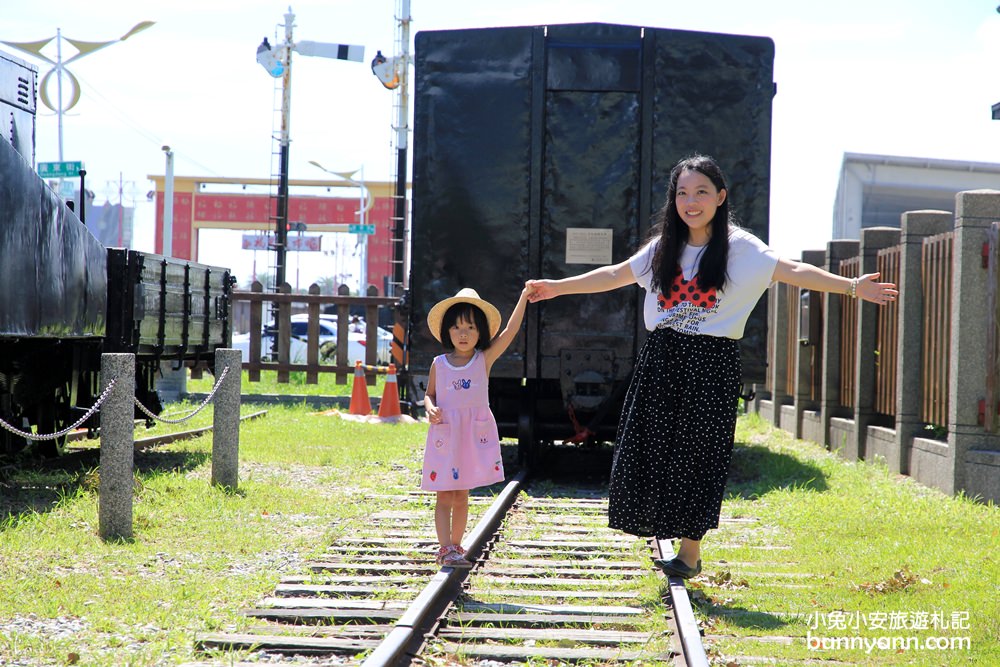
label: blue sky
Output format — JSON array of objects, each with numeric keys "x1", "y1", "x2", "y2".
[{"x1": 4, "y1": 0, "x2": 1000, "y2": 286}]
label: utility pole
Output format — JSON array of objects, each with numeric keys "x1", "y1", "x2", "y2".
[
  {"x1": 274, "y1": 10, "x2": 295, "y2": 295},
  {"x1": 392, "y1": 0, "x2": 411, "y2": 297},
  {"x1": 370, "y1": 0, "x2": 412, "y2": 297}
]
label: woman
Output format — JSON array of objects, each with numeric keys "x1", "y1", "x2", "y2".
[{"x1": 526, "y1": 154, "x2": 897, "y2": 578}]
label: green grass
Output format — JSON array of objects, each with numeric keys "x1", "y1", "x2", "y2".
[
  {"x1": 1, "y1": 407, "x2": 996, "y2": 666},
  {"x1": 188, "y1": 368, "x2": 387, "y2": 398},
  {"x1": 0, "y1": 404, "x2": 425, "y2": 666},
  {"x1": 691, "y1": 412, "x2": 999, "y2": 666}
]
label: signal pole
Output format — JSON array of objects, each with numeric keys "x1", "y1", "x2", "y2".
[{"x1": 256, "y1": 7, "x2": 365, "y2": 300}]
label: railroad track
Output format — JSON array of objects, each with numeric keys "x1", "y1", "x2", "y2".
[{"x1": 191, "y1": 471, "x2": 708, "y2": 666}]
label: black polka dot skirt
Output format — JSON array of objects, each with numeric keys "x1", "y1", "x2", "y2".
[{"x1": 608, "y1": 326, "x2": 741, "y2": 541}]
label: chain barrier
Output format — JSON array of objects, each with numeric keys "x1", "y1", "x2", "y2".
[
  {"x1": 0, "y1": 378, "x2": 119, "y2": 442},
  {"x1": 0, "y1": 363, "x2": 232, "y2": 441},
  {"x1": 133, "y1": 365, "x2": 230, "y2": 425}
]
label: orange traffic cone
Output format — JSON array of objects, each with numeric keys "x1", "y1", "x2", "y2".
[
  {"x1": 378, "y1": 363, "x2": 401, "y2": 418},
  {"x1": 349, "y1": 360, "x2": 371, "y2": 415}
]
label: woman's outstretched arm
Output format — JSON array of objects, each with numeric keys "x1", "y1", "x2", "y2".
[
  {"x1": 527, "y1": 259, "x2": 637, "y2": 302},
  {"x1": 772, "y1": 257, "x2": 898, "y2": 305}
]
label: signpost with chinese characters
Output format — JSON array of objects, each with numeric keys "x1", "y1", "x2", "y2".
[
  {"x1": 37, "y1": 161, "x2": 84, "y2": 179},
  {"x1": 242, "y1": 234, "x2": 323, "y2": 251}
]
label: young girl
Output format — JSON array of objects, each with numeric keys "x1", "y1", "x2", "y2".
[
  {"x1": 527, "y1": 155, "x2": 897, "y2": 578},
  {"x1": 422, "y1": 286, "x2": 529, "y2": 568}
]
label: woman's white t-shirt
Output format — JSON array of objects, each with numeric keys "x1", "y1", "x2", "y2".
[{"x1": 628, "y1": 227, "x2": 778, "y2": 339}]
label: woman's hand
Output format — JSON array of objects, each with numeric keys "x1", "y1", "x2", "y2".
[
  {"x1": 526, "y1": 279, "x2": 558, "y2": 302},
  {"x1": 855, "y1": 272, "x2": 898, "y2": 305}
]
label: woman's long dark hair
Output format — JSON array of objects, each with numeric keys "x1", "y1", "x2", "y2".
[{"x1": 647, "y1": 155, "x2": 734, "y2": 293}]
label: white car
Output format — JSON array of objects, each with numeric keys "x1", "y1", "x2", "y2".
[{"x1": 232, "y1": 314, "x2": 391, "y2": 365}]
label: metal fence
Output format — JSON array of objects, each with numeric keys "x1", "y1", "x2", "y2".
[
  {"x1": 874, "y1": 246, "x2": 901, "y2": 417},
  {"x1": 920, "y1": 232, "x2": 953, "y2": 429},
  {"x1": 838, "y1": 257, "x2": 860, "y2": 408}
]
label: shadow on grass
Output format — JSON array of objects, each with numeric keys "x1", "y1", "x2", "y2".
[
  {"x1": 693, "y1": 597, "x2": 793, "y2": 630},
  {"x1": 0, "y1": 448, "x2": 210, "y2": 531},
  {"x1": 725, "y1": 441, "x2": 828, "y2": 500}
]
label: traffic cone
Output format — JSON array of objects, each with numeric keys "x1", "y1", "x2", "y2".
[
  {"x1": 349, "y1": 360, "x2": 371, "y2": 415},
  {"x1": 378, "y1": 363, "x2": 401, "y2": 418}
]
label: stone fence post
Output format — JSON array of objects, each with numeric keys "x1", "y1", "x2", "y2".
[
  {"x1": 212, "y1": 349, "x2": 243, "y2": 491},
  {"x1": 891, "y1": 211, "x2": 953, "y2": 476},
  {"x1": 819, "y1": 240, "x2": 859, "y2": 451},
  {"x1": 851, "y1": 227, "x2": 900, "y2": 461},
  {"x1": 767, "y1": 282, "x2": 790, "y2": 428},
  {"x1": 792, "y1": 249, "x2": 825, "y2": 440},
  {"x1": 949, "y1": 190, "x2": 1000, "y2": 502},
  {"x1": 99, "y1": 353, "x2": 135, "y2": 541}
]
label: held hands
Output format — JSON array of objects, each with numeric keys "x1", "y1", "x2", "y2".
[
  {"x1": 525, "y1": 279, "x2": 556, "y2": 303},
  {"x1": 854, "y1": 273, "x2": 899, "y2": 305}
]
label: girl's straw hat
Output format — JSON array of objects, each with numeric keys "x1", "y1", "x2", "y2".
[{"x1": 426, "y1": 288, "x2": 501, "y2": 342}]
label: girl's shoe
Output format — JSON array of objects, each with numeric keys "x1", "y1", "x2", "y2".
[
  {"x1": 435, "y1": 545, "x2": 452, "y2": 566},
  {"x1": 439, "y1": 544, "x2": 473, "y2": 569}
]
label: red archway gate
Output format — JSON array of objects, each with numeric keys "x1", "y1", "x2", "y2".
[{"x1": 147, "y1": 174, "x2": 399, "y2": 291}]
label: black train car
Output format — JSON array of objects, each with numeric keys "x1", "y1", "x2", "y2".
[
  {"x1": 408, "y1": 23, "x2": 774, "y2": 456},
  {"x1": 0, "y1": 49, "x2": 233, "y2": 457}
]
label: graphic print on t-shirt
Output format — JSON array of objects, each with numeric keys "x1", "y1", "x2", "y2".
[
  {"x1": 658, "y1": 272, "x2": 718, "y2": 310},
  {"x1": 655, "y1": 271, "x2": 721, "y2": 335}
]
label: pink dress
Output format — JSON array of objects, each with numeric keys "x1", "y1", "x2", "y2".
[{"x1": 421, "y1": 351, "x2": 504, "y2": 491}]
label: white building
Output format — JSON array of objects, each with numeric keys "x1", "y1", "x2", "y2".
[{"x1": 832, "y1": 153, "x2": 1000, "y2": 240}]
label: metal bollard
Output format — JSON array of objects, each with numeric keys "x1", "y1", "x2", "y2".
[
  {"x1": 211, "y1": 349, "x2": 242, "y2": 490},
  {"x1": 99, "y1": 353, "x2": 135, "y2": 541}
]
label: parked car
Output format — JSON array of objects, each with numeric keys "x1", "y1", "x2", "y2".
[{"x1": 232, "y1": 314, "x2": 391, "y2": 365}]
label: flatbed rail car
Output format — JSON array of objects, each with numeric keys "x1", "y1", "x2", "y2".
[
  {"x1": 407, "y1": 23, "x2": 775, "y2": 458},
  {"x1": 0, "y1": 48, "x2": 233, "y2": 457}
]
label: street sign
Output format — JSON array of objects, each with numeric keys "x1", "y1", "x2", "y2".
[
  {"x1": 242, "y1": 234, "x2": 323, "y2": 251},
  {"x1": 37, "y1": 161, "x2": 84, "y2": 179},
  {"x1": 348, "y1": 224, "x2": 375, "y2": 235}
]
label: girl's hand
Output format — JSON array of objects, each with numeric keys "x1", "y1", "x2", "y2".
[{"x1": 426, "y1": 404, "x2": 442, "y2": 424}]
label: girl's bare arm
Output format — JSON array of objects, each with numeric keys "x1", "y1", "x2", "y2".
[
  {"x1": 485, "y1": 287, "x2": 529, "y2": 371},
  {"x1": 424, "y1": 363, "x2": 442, "y2": 423}
]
